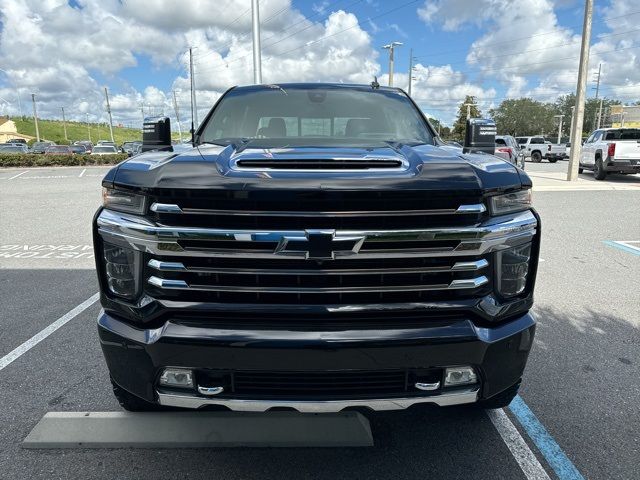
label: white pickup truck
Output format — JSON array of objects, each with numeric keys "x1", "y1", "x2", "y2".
[
  {"x1": 516, "y1": 136, "x2": 566, "y2": 163},
  {"x1": 579, "y1": 128, "x2": 640, "y2": 180}
]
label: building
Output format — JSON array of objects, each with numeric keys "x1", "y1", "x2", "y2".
[
  {"x1": 0, "y1": 117, "x2": 35, "y2": 143},
  {"x1": 610, "y1": 105, "x2": 640, "y2": 128}
]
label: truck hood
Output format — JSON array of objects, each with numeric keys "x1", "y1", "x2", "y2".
[{"x1": 105, "y1": 142, "x2": 529, "y2": 195}]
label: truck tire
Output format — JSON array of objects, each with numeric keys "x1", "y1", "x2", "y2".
[
  {"x1": 578, "y1": 166, "x2": 584, "y2": 174},
  {"x1": 594, "y1": 156, "x2": 607, "y2": 180},
  {"x1": 531, "y1": 151, "x2": 542, "y2": 163},
  {"x1": 477, "y1": 381, "x2": 521, "y2": 409},
  {"x1": 111, "y1": 377, "x2": 166, "y2": 412},
  {"x1": 548, "y1": 158, "x2": 558, "y2": 163}
]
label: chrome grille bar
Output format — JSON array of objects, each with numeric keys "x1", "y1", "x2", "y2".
[
  {"x1": 97, "y1": 209, "x2": 537, "y2": 259},
  {"x1": 147, "y1": 258, "x2": 489, "y2": 275},
  {"x1": 147, "y1": 275, "x2": 489, "y2": 293},
  {"x1": 150, "y1": 203, "x2": 486, "y2": 216}
]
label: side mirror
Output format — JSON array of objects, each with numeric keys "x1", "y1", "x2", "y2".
[
  {"x1": 142, "y1": 116, "x2": 172, "y2": 152},
  {"x1": 463, "y1": 118, "x2": 496, "y2": 155}
]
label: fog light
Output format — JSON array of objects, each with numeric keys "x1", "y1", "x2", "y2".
[
  {"x1": 159, "y1": 368, "x2": 194, "y2": 388},
  {"x1": 444, "y1": 366, "x2": 477, "y2": 386}
]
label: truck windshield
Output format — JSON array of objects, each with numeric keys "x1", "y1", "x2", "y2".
[{"x1": 198, "y1": 85, "x2": 434, "y2": 147}]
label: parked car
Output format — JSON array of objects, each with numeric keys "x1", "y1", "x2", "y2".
[
  {"x1": 579, "y1": 128, "x2": 640, "y2": 180},
  {"x1": 7, "y1": 138, "x2": 27, "y2": 144},
  {"x1": 0, "y1": 144, "x2": 29, "y2": 154},
  {"x1": 31, "y1": 141, "x2": 55, "y2": 154},
  {"x1": 74, "y1": 140, "x2": 93, "y2": 153},
  {"x1": 516, "y1": 136, "x2": 565, "y2": 163},
  {"x1": 69, "y1": 145, "x2": 87, "y2": 154},
  {"x1": 91, "y1": 145, "x2": 118, "y2": 155},
  {"x1": 94, "y1": 83, "x2": 540, "y2": 413},
  {"x1": 45, "y1": 145, "x2": 73, "y2": 155},
  {"x1": 121, "y1": 141, "x2": 142, "y2": 156},
  {"x1": 495, "y1": 135, "x2": 525, "y2": 169}
]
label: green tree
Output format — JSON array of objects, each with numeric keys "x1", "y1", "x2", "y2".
[
  {"x1": 452, "y1": 96, "x2": 481, "y2": 140},
  {"x1": 555, "y1": 94, "x2": 620, "y2": 136},
  {"x1": 427, "y1": 117, "x2": 451, "y2": 137},
  {"x1": 489, "y1": 98, "x2": 556, "y2": 136}
]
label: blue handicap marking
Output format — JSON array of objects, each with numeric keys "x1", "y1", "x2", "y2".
[
  {"x1": 509, "y1": 395, "x2": 585, "y2": 480},
  {"x1": 603, "y1": 240, "x2": 640, "y2": 256}
]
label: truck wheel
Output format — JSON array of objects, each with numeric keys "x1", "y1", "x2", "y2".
[
  {"x1": 531, "y1": 151, "x2": 542, "y2": 163},
  {"x1": 578, "y1": 166, "x2": 584, "y2": 174},
  {"x1": 548, "y1": 158, "x2": 558, "y2": 163},
  {"x1": 477, "y1": 381, "x2": 521, "y2": 409},
  {"x1": 594, "y1": 157, "x2": 607, "y2": 180},
  {"x1": 111, "y1": 377, "x2": 166, "y2": 412}
]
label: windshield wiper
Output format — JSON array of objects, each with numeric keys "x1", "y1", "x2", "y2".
[{"x1": 199, "y1": 137, "x2": 252, "y2": 147}]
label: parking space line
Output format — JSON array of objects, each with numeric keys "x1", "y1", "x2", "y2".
[
  {"x1": 509, "y1": 395, "x2": 585, "y2": 480},
  {"x1": 603, "y1": 240, "x2": 640, "y2": 256},
  {"x1": 0, "y1": 293, "x2": 99, "y2": 371},
  {"x1": 79, "y1": 168, "x2": 86, "y2": 178},
  {"x1": 8, "y1": 170, "x2": 27, "y2": 180},
  {"x1": 487, "y1": 408, "x2": 552, "y2": 480}
]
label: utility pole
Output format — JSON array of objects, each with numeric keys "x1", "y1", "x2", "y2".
[
  {"x1": 407, "y1": 48, "x2": 413, "y2": 97},
  {"x1": 31, "y1": 93, "x2": 40, "y2": 142},
  {"x1": 382, "y1": 42, "x2": 403, "y2": 87},
  {"x1": 592, "y1": 63, "x2": 602, "y2": 131},
  {"x1": 464, "y1": 103, "x2": 478, "y2": 120},
  {"x1": 104, "y1": 87, "x2": 115, "y2": 143},
  {"x1": 596, "y1": 98, "x2": 604, "y2": 129},
  {"x1": 554, "y1": 114, "x2": 564, "y2": 144},
  {"x1": 61, "y1": 107, "x2": 68, "y2": 143},
  {"x1": 189, "y1": 47, "x2": 198, "y2": 133},
  {"x1": 251, "y1": 0, "x2": 263, "y2": 84},
  {"x1": 85, "y1": 113, "x2": 91, "y2": 143},
  {"x1": 569, "y1": 105, "x2": 576, "y2": 143},
  {"x1": 567, "y1": 0, "x2": 593, "y2": 181},
  {"x1": 172, "y1": 90, "x2": 183, "y2": 142}
]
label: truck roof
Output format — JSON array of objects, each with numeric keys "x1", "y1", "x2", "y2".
[{"x1": 230, "y1": 83, "x2": 403, "y2": 93}]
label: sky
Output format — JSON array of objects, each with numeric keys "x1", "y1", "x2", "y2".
[{"x1": 0, "y1": 0, "x2": 639, "y2": 131}]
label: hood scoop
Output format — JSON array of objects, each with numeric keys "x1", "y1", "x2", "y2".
[{"x1": 236, "y1": 158, "x2": 403, "y2": 170}]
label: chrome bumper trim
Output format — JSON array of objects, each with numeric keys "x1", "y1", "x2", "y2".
[{"x1": 156, "y1": 387, "x2": 479, "y2": 412}]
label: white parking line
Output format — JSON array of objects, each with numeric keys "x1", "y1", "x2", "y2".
[
  {"x1": 486, "y1": 408, "x2": 552, "y2": 480},
  {"x1": 79, "y1": 168, "x2": 86, "y2": 178},
  {"x1": 8, "y1": 170, "x2": 27, "y2": 180},
  {"x1": 0, "y1": 293, "x2": 99, "y2": 371}
]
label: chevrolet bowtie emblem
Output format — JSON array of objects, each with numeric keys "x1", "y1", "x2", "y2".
[{"x1": 275, "y1": 230, "x2": 365, "y2": 260}]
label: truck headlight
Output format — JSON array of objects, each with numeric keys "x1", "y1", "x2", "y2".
[
  {"x1": 489, "y1": 189, "x2": 531, "y2": 216},
  {"x1": 102, "y1": 187, "x2": 147, "y2": 215},
  {"x1": 103, "y1": 242, "x2": 141, "y2": 299},
  {"x1": 496, "y1": 243, "x2": 531, "y2": 297}
]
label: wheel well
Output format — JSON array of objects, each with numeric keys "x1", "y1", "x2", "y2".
[{"x1": 595, "y1": 150, "x2": 602, "y2": 159}]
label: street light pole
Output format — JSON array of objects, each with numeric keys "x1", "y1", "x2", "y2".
[
  {"x1": 61, "y1": 107, "x2": 68, "y2": 143},
  {"x1": 567, "y1": 0, "x2": 594, "y2": 181},
  {"x1": 251, "y1": 0, "x2": 263, "y2": 84},
  {"x1": 104, "y1": 87, "x2": 115, "y2": 143},
  {"x1": 86, "y1": 113, "x2": 91, "y2": 143},
  {"x1": 407, "y1": 48, "x2": 413, "y2": 96},
  {"x1": 382, "y1": 42, "x2": 403, "y2": 87},
  {"x1": 464, "y1": 103, "x2": 478, "y2": 120},
  {"x1": 31, "y1": 93, "x2": 40, "y2": 142},
  {"x1": 172, "y1": 90, "x2": 183, "y2": 142}
]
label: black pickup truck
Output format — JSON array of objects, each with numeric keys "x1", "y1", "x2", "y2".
[{"x1": 94, "y1": 83, "x2": 540, "y2": 412}]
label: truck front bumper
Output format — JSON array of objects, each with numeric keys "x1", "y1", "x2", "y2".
[{"x1": 98, "y1": 310, "x2": 536, "y2": 412}]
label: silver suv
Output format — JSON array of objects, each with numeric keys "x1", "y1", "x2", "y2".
[{"x1": 496, "y1": 135, "x2": 525, "y2": 169}]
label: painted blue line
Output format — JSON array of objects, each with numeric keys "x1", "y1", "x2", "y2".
[
  {"x1": 509, "y1": 395, "x2": 585, "y2": 480},
  {"x1": 604, "y1": 240, "x2": 640, "y2": 256}
]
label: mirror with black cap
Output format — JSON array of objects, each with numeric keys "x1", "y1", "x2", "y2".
[
  {"x1": 463, "y1": 118, "x2": 497, "y2": 154},
  {"x1": 142, "y1": 116, "x2": 172, "y2": 152}
]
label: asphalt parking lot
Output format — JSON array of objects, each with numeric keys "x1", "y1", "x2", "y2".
[{"x1": 0, "y1": 163, "x2": 639, "y2": 479}]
